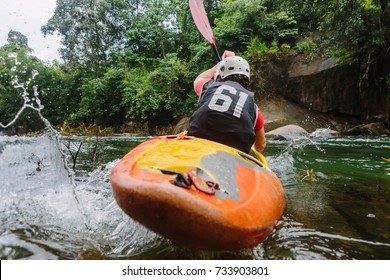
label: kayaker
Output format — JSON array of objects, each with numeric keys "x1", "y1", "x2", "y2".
[{"x1": 187, "y1": 52, "x2": 266, "y2": 154}]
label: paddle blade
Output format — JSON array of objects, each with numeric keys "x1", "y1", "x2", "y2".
[{"x1": 189, "y1": 0, "x2": 216, "y2": 45}]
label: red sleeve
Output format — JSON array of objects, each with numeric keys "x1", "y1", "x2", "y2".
[
  {"x1": 194, "y1": 78, "x2": 211, "y2": 96},
  {"x1": 254, "y1": 108, "x2": 264, "y2": 130}
]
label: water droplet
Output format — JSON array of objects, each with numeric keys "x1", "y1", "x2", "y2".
[
  {"x1": 32, "y1": 70, "x2": 39, "y2": 78},
  {"x1": 8, "y1": 52, "x2": 18, "y2": 58}
]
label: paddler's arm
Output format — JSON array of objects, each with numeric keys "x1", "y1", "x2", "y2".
[
  {"x1": 253, "y1": 108, "x2": 266, "y2": 152},
  {"x1": 254, "y1": 127, "x2": 266, "y2": 152},
  {"x1": 193, "y1": 51, "x2": 235, "y2": 96},
  {"x1": 193, "y1": 63, "x2": 219, "y2": 96}
]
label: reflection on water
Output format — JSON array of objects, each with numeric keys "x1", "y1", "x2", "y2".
[{"x1": 0, "y1": 132, "x2": 389, "y2": 260}]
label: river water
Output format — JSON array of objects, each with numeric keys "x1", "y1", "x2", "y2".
[{"x1": 0, "y1": 129, "x2": 389, "y2": 260}]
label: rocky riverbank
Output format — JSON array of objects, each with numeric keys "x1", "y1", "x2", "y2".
[
  {"x1": 259, "y1": 95, "x2": 390, "y2": 137},
  {"x1": 172, "y1": 94, "x2": 390, "y2": 139},
  {"x1": 172, "y1": 50, "x2": 390, "y2": 138},
  {"x1": 2, "y1": 95, "x2": 389, "y2": 138}
]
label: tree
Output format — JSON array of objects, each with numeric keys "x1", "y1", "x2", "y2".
[
  {"x1": 213, "y1": 0, "x2": 298, "y2": 52},
  {"x1": 7, "y1": 30, "x2": 29, "y2": 48},
  {"x1": 124, "y1": 0, "x2": 185, "y2": 59},
  {"x1": 122, "y1": 53, "x2": 193, "y2": 134},
  {"x1": 42, "y1": 0, "x2": 142, "y2": 73},
  {"x1": 75, "y1": 67, "x2": 127, "y2": 127},
  {"x1": 37, "y1": 64, "x2": 83, "y2": 126}
]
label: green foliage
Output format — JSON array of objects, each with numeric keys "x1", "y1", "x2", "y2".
[
  {"x1": 1, "y1": 0, "x2": 389, "y2": 133},
  {"x1": 7, "y1": 30, "x2": 29, "y2": 48},
  {"x1": 244, "y1": 37, "x2": 291, "y2": 97},
  {"x1": 214, "y1": 0, "x2": 298, "y2": 52},
  {"x1": 122, "y1": 53, "x2": 193, "y2": 132},
  {"x1": 42, "y1": 0, "x2": 189, "y2": 71},
  {"x1": 330, "y1": 48, "x2": 356, "y2": 65},
  {"x1": 294, "y1": 38, "x2": 324, "y2": 61},
  {"x1": 38, "y1": 65, "x2": 83, "y2": 126},
  {"x1": 244, "y1": 37, "x2": 291, "y2": 62},
  {"x1": 319, "y1": 0, "x2": 389, "y2": 49},
  {"x1": 76, "y1": 67, "x2": 127, "y2": 128},
  {"x1": 0, "y1": 43, "x2": 41, "y2": 125},
  {"x1": 0, "y1": 39, "x2": 85, "y2": 129},
  {"x1": 125, "y1": 0, "x2": 182, "y2": 58},
  {"x1": 42, "y1": 0, "x2": 144, "y2": 73},
  {"x1": 295, "y1": 39, "x2": 316, "y2": 54}
]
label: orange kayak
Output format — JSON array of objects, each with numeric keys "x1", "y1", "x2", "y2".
[{"x1": 110, "y1": 134, "x2": 285, "y2": 251}]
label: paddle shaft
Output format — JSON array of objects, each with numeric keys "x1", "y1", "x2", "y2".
[{"x1": 189, "y1": 0, "x2": 221, "y2": 61}]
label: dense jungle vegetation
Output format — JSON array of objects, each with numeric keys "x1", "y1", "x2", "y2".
[{"x1": 1, "y1": 0, "x2": 389, "y2": 134}]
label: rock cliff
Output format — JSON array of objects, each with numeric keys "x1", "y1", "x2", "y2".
[
  {"x1": 285, "y1": 55, "x2": 389, "y2": 123},
  {"x1": 252, "y1": 52, "x2": 390, "y2": 135}
]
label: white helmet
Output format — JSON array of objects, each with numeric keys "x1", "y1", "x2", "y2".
[{"x1": 218, "y1": 56, "x2": 250, "y2": 80}]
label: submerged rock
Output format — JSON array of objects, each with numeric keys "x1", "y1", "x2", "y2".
[
  {"x1": 310, "y1": 128, "x2": 338, "y2": 138},
  {"x1": 266, "y1": 124, "x2": 309, "y2": 140},
  {"x1": 340, "y1": 122, "x2": 390, "y2": 136},
  {"x1": 173, "y1": 117, "x2": 190, "y2": 134}
]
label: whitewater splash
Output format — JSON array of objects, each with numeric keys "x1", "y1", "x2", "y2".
[
  {"x1": 0, "y1": 54, "x2": 89, "y2": 258},
  {"x1": 0, "y1": 133, "x2": 159, "y2": 259},
  {"x1": 0, "y1": 54, "x2": 158, "y2": 259},
  {"x1": 0, "y1": 53, "x2": 52, "y2": 131},
  {"x1": 2, "y1": 53, "x2": 389, "y2": 259}
]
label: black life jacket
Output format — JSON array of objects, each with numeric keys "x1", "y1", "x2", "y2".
[{"x1": 187, "y1": 80, "x2": 258, "y2": 153}]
